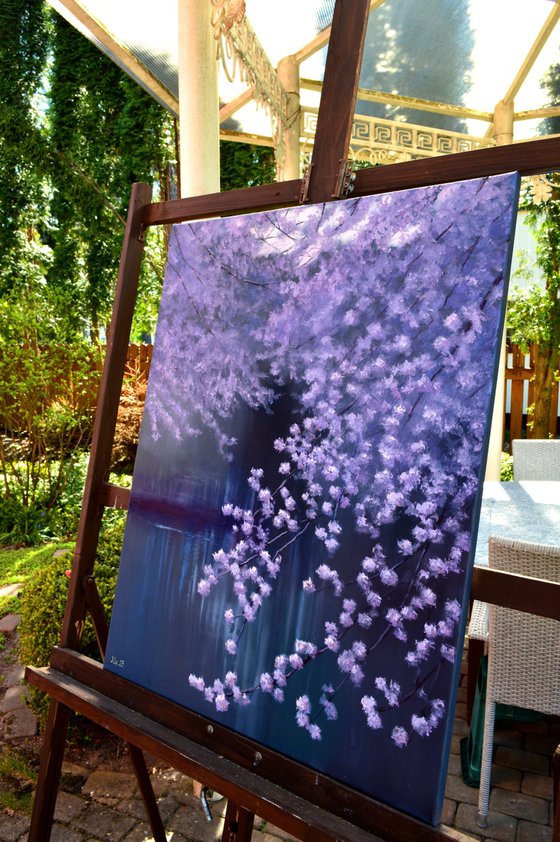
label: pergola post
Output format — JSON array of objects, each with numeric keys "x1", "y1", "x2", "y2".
[
  {"x1": 178, "y1": 0, "x2": 220, "y2": 197},
  {"x1": 276, "y1": 56, "x2": 301, "y2": 180},
  {"x1": 485, "y1": 98, "x2": 515, "y2": 480}
]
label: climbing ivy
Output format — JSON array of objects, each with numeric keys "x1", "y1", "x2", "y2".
[
  {"x1": 0, "y1": 0, "x2": 51, "y2": 298},
  {"x1": 0, "y1": 3, "x2": 278, "y2": 341},
  {"x1": 47, "y1": 15, "x2": 174, "y2": 337}
]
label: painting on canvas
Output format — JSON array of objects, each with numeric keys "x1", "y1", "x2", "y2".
[{"x1": 104, "y1": 173, "x2": 519, "y2": 824}]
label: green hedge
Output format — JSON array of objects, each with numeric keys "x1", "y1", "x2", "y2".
[{"x1": 18, "y1": 518, "x2": 125, "y2": 724}]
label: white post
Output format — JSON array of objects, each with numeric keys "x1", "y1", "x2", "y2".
[
  {"x1": 485, "y1": 99, "x2": 515, "y2": 480},
  {"x1": 178, "y1": 0, "x2": 220, "y2": 198},
  {"x1": 276, "y1": 55, "x2": 301, "y2": 181}
]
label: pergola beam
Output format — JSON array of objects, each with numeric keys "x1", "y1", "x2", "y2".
[
  {"x1": 485, "y1": 2, "x2": 560, "y2": 138},
  {"x1": 294, "y1": 0, "x2": 385, "y2": 65},
  {"x1": 219, "y1": 88, "x2": 254, "y2": 124},
  {"x1": 48, "y1": 0, "x2": 178, "y2": 114},
  {"x1": 302, "y1": 77, "x2": 494, "y2": 122},
  {"x1": 502, "y1": 2, "x2": 560, "y2": 105},
  {"x1": 219, "y1": 129, "x2": 275, "y2": 148},
  {"x1": 515, "y1": 105, "x2": 560, "y2": 121}
]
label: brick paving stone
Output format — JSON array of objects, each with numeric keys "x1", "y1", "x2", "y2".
[
  {"x1": 489, "y1": 788, "x2": 549, "y2": 824},
  {"x1": 4, "y1": 703, "x2": 37, "y2": 738},
  {"x1": 122, "y1": 822, "x2": 188, "y2": 842},
  {"x1": 54, "y1": 790, "x2": 88, "y2": 822},
  {"x1": 83, "y1": 770, "x2": 138, "y2": 801},
  {"x1": 2, "y1": 685, "x2": 29, "y2": 713},
  {"x1": 524, "y1": 734, "x2": 560, "y2": 756},
  {"x1": 73, "y1": 802, "x2": 137, "y2": 839},
  {"x1": 447, "y1": 752, "x2": 462, "y2": 777},
  {"x1": 116, "y1": 793, "x2": 179, "y2": 825},
  {"x1": 521, "y1": 772, "x2": 554, "y2": 800},
  {"x1": 438, "y1": 824, "x2": 481, "y2": 842},
  {"x1": 455, "y1": 702, "x2": 467, "y2": 720},
  {"x1": 51, "y1": 823, "x2": 87, "y2": 842},
  {"x1": 5, "y1": 665, "x2": 24, "y2": 687},
  {"x1": 445, "y1": 774, "x2": 480, "y2": 806},
  {"x1": 0, "y1": 583, "x2": 22, "y2": 599},
  {"x1": 493, "y1": 728, "x2": 524, "y2": 750},
  {"x1": 516, "y1": 820, "x2": 553, "y2": 842},
  {"x1": 451, "y1": 734, "x2": 463, "y2": 754},
  {"x1": 151, "y1": 768, "x2": 191, "y2": 798},
  {"x1": 167, "y1": 803, "x2": 225, "y2": 840},
  {"x1": 456, "y1": 686, "x2": 467, "y2": 703},
  {"x1": 115, "y1": 796, "x2": 148, "y2": 822},
  {"x1": 441, "y1": 798, "x2": 457, "y2": 826},
  {"x1": 0, "y1": 614, "x2": 21, "y2": 633},
  {"x1": 494, "y1": 746, "x2": 549, "y2": 775},
  {"x1": 489, "y1": 764, "x2": 521, "y2": 792},
  {"x1": 0, "y1": 812, "x2": 30, "y2": 841},
  {"x1": 455, "y1": 803, "x2": 514, "y2": 842},
  {"x1": 453, "y1": 718, "x2": 470, "y2": 738}
]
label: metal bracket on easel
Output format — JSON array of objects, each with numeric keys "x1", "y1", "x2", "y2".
[
  {"x1": 299, "y1": 163, "x2": 313, "y2": 204},
  {"x1": 138, "y1": 224, "x2": 147, "y2": 242},
  {"x1": 332, "y1": 158, "x2": 357, "y2": 199}
]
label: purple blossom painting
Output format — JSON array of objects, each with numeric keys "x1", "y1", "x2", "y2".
[{"x1": 104, "y1": 174, "x2": 519, "y2": 824}]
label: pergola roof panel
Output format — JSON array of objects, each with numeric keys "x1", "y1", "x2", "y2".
[{"x1": 47, "y1": 0, "x2": 560, "y2": 146}]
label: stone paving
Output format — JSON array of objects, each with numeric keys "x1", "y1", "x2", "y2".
[{"x1": 0, "y1": 613, "x2": 557, "y2": 842}]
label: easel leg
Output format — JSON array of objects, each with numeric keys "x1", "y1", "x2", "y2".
[
  {"x1": 222, "y1": 800, "x2": 255, "y2": 842},
  {"x1": 128, "y1": 744, "x2": 167, "y2": 842},
  {"x1": 466, "y1": 638, "x2": 484, "y2": 724},
  {"x1": 28, "y1": 699, "x2": 72, "y2": 842}
]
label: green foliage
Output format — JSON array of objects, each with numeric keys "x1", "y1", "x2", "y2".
[
  {"x1": 18, "y1": 518, "x2": 125, "y2": 723},
  {"x1": 500, "y1": 452, "x2": 514, "y2": 482},
  {"x1": 0, "y1": 542, "x2": 73, "y2": 617},
  {"x1": 508, "y1": 281, "x2": 559, "y2": 348},
  {"x1": 508, "y1": 179, "x2": 560, "y2": 437},
  {"x1": 0, "y1": 748, "x2": 37, "y2": 815},
  {"x1": 0, "y1": 0, "x2": 50, "y2": 294},
  {"x1": 47, "y1": 15, "x2": 174, "y2": 336},
  {"x1": 220, "y1": 141, "x2": 276, "y2": 191},
  {"x1": 0, "y1": 297, "x2": 98, "y2": 543}
]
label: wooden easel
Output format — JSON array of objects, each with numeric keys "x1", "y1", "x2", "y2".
[{"x1": 26, "y1": 2, "x2": 560, "y2": 840}]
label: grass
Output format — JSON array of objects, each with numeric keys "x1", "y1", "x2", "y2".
[
  {"x1": 0, "y1": 541, "x2": 74, "y2": 618},
  {"x1": 0, "y1": 748, "x2": 37, "y2": 815}
]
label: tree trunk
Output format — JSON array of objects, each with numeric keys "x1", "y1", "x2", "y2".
[{"x1": 530, "y1": 341, "x2": 559, "y2": 438}]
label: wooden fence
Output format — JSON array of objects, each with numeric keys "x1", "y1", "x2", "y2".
[
  {"x1": 504, "y1": 342, "x2": 559, "y2": 449},
  {"x1": 126, "y1": 343, "x2": 558, "y2": 452},
  {"x1": 124, "y1": 343, "x2": 153, "y2": 377}
]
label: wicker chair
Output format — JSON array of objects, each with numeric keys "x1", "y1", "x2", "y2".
[
  {"x1": 477, "y1": 536, "x2": 560, "y2": 827},
  {"x1": 512, "y1": 439, "x2": 560, "y2": 481}
]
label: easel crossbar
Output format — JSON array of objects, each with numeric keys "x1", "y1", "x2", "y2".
[
  {"x1": 28, "y1": 648, "x2": 463, "y2": 842},
  {"x1": 27, "y1": 663, "x2": 384, "y2": 842}
]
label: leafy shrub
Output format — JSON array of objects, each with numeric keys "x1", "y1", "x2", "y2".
[
  {"x1": 18, "y1": 517, "x2": 125, "y2": 724},
  {"x1": 0, "y1": 541, "x2": 74, "y2": 618},
  {"x1": 0, "y1": 297, "x2": 100, "y2": 544},
  {"x1": 500, "y1": 451, "x2": 514, "y2": 482}
]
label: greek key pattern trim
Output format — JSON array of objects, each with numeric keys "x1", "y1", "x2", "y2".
[{"x1": 302, "y1": 109, "x2": 494, "y2": 164}]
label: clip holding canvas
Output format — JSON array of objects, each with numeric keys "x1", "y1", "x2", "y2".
[{"x1": 333, "y1": 158, "x2": 357, "y2": 199}]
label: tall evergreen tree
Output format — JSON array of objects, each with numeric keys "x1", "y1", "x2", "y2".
[
  {"x1": 48, "y1": 16, "x2": 173, "y2": 337},
  {"x1": 354, "y1": 0, "x2": 474, "y2": 133},
  {"x1": 0, "y1": 0, "x2": 51, "y2": 297}
]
